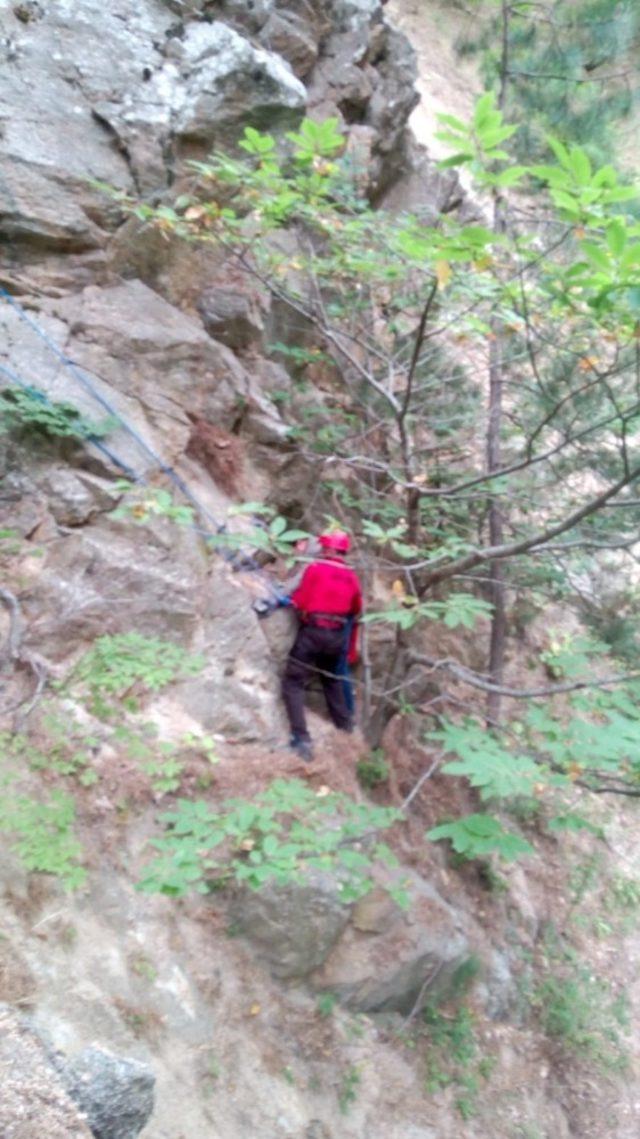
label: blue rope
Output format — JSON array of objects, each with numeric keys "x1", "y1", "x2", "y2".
[{"x1": 0, "y1": 289, "x2": 282, "y2": 597}]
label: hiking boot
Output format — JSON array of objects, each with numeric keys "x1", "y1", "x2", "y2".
[{"x1": 289, "y1": 735, "x2": 314, "y2": 762}]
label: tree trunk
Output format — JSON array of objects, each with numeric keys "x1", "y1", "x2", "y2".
[{"x1": 486, "y1": 0, "x2": 510, "y2": 723}]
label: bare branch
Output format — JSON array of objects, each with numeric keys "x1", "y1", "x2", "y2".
[{"x1": 408, "y1": 651, "x2": 640, "y2": 699}]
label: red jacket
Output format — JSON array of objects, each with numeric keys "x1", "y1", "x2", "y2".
[{"x1": 290, "y1": 556, "x2": 362, "y2": 663}]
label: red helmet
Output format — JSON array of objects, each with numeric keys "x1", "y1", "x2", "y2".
[{"x1": 319, "y1": 531, "x2": 351, "y2": 553}]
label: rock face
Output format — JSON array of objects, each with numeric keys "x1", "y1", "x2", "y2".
[
  {"x1": 0, "y1": 1, "x2": 306, "y2": 257},
  {"x1": 0, "y1": 0, "x2": 418, "y2": 269},
  {"x1": 165, "y1": 22, "x2": 307, "y2": 144},
  {"x1": 0, "y1": 4, "x2": 466, "y2": 1129},
  {"x1": 197, "y1": 285, "x2": 265, "y2": 351}
]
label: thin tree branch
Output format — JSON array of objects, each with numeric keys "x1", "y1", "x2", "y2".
[{"x1": 408, "y1": 652, "x2": 640, "y2": 699}]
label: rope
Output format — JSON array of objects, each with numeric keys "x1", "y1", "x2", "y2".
[{"x1": 0, "y1": 290, "x2": 284, "y2": 597}]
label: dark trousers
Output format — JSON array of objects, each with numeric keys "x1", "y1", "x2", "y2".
[{"x1": 282, "y1": 625, "x2": 352, "y2": 741}]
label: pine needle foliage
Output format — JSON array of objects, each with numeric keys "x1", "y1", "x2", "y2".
[{"x1": 459, "y1": 0, "x2": 640, "y2": 167}]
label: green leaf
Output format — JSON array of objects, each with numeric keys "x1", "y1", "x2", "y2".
[
  {"x1": 491, "y1": 166, "x2": 527, "y2": 188},
  {"x1": 427, "y1": 814, "x2": 533, "y2": 861},
  {"x1": 239, "y1": 127, "x2": 276, "y2": 156},
  {"x1": 580, "y1": 241, "x2": 610, "y2": 273},
  {"x1": 546, "y1": 135, "x2": 571, "y2": 169},
  {"x1": 436, "y1": 112, "x2": 468, "y2": 133},
  {"x1": 606, "y1": 220, "x2": 627, "y2": 258},
  {"x1": 549, "y1": 189, "x2": 581, "y2": 217},
  {"x1": 437, "y1": 152, "x2": 475, "y2": 169},
  {"x1": 548, "y1": 814, "x2": 603, "y2": 837},
  {"x1": 568, "y1": 146, "x2": 592, "y2": 186},
  {"x1": 473, "y1": 91, "x2": 498, "y2": 130},
  {"x1": 434, "y1": 720, "x2": 540, "y2": 799},
  {"x1": 620, "y1": 244, "x2": 640, "y2": 270}
]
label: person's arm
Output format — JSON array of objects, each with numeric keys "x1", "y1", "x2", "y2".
[{"x1": 289, "y1": 563, "x2": 317, "y2": 613}]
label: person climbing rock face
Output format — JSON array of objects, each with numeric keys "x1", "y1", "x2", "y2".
[{"x1": 281, "y1": 531, "x2": 362, "y2": 762}]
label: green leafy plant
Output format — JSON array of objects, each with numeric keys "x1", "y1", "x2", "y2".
[
  {"x1": 138, "y1": 778, "x2": 403, "y2": 901},
  {"x1": 337, "y1": 1065, "x2": 361, "y2": 1115},
  {"x1": 0, "y1": 527, "x2": 22, "y2": 556},
  {"x1": 533, "y1": 929, "x2": 630, "y2": 1071},
  {"x1": 110, "y1": 482, "x2": 195, "y2": 527},
  {"x1": 142, "y1": 751, "x2": 185, "y2": 796},
  {"x1": 356, "y1": 751, "x2": 390, "y2": 790},
  {"x1": 422, "y1": 1003, "x2": 493, "y2": 1119},
  {"x1": 430, "y1": 720, "x2": 546, "y2": 800},
  {"x1": 110, "y1": 722, "x2": 218, "y2": 796},
  {"x1": 130, "y1": 953, "x2": 158, "y2": 982},
  {"x1": 363, "y1": 592, "x2": 492, "y2": 632},
  {"x1": 316, "y1": 991, "x2": 338, "y2": 1018},
  {"x1": 0, "y1": 385, "x2": 110, "y2": 440},
  {"x1": 427, "y1": 814, "x2": 533, "y2": 862},
  {"x1": 208, "y1": 502, "x2": 309, "y2": 561},
  {"x1": 1, "y1": 722, "x2": 99, "y2": 788},
  {"x1": 0, "y1": 787, "x2": 86, "y2": 890},
  {"x1": 64, "y1": 632, "x2": 205, "y2": 717}
]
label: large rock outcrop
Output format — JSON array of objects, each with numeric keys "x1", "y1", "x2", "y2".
[
  {"x1": 0, "y1": 0, "x2": 418, "y2": 274},
  {"x1": 0, "y1": 1, "x2": 306, "y2": 259}
]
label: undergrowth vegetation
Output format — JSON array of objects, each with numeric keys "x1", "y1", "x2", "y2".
[
  {"x1": 0, "y1": 384, "x2": 109, "y2": 441},
  {"x1": 532, "y1": 925, "x2": 631, "y2": 1071},
  {"x1": 138, "y1": 777, "x2": 405, "y2": 904}
]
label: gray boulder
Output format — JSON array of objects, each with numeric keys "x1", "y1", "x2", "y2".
[
  {"x1": 228, "y1": 875, "x2": 352, "y2": 979},
  {"x1": 331, "y1": 0, "x2": 384, "y2": 32},
  {"x1": 160, "y1": 23, "x2": 307, "y2": 144},
  {"x1": 380, "y1": 144, "x2": 469, "y2": 223},
  {"x1": 0, "y1": 2, "x2": 162, "y2": 249},
  {"x1": 0, "y1": 3, "x2": 306, "y2": 258},
  {"x1": 24, "y1": 517, "x2": 205, "y2": 651},
  {"x1": 197, "y1": 285, "x2": 265, "y2": 350},
  {"x1": 311, "y1": 872, "x2": 471, "y2": 1013},
  {"x1": 168, "y1": 0, "x2": 276, "y2": 33},
  {"x1": 306, "y1": 12, "x2": 418, "y2": 193},
  {"x1": 259, "y1": 11, "x2": 319, "y2": 79},
  {"x1": 0, "y1": 1006, "x2": 93, "y2": 1139},
  {"x1": 39, "y1": 470, "x2": 121, "y2": 528},
  {"x1": 56, "y1": 1048, "x2": 154, "y2": 1139}
]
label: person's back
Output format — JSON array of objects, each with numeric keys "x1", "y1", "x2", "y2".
[
  {"x1": 282, "y1": 532, "x2": 362, "y2": 760},
  {"x1": 289, "y1": 556, "x2": 361, "y2": 622}
]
